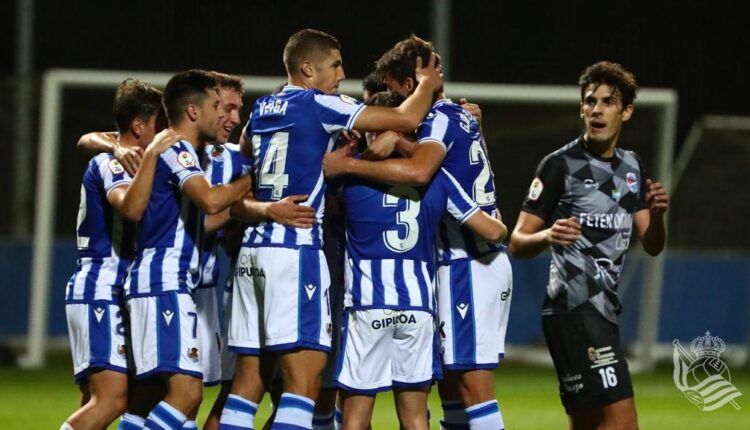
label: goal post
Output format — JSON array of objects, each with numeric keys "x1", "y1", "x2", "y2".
[{"x1": 22, "y1": 68, "x2": 678, "y2": 369}]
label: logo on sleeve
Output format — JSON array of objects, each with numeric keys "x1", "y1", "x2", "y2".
[
  {"x1": 528, "y1": 177, "x2": 544, "y2": 201},
  {"x1": 339, "y1": 94, "x2": 357, "y2": 104},
  {"x1": 177, "y1": 151, "x2": 196, "y2": 168},
  {"x1": 108, "y1": 159, "x2": 125, "y2": 175},
  {"x1": 626, "y1": 172, "x2": 638, "y2": 193}
]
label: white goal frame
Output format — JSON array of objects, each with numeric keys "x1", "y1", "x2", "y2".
[{"x1": 22, "y1": 68, "x2": 678, "y2": 369}]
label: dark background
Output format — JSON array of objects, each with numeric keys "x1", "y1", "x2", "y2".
[{"x1": 1, "y1": 0, "x2": 748, "y2": 241}]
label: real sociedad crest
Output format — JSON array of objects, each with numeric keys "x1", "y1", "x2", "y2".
[{"x1": 673, "y1": 332, "x2": 742, "y2": 411}]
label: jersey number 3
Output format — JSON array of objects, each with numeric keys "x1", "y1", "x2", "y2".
[{"x1": 382, "y1": 186, "x2": 421, "y2": 253}]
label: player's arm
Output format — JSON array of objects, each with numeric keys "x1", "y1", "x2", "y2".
[
  {"x1": 464, "y1": 210, "x2": 507, "y2": 243},
  {"x1": 78, "y1": 131, "x2": 143, "y2": 177},
  {"x1": 107, "y1": 130, "x2": 182, "y2": 221},
  {"x1": 352, "y1": 53, "x2": 443, "y2": 133},
  {"x1": 205, "y1": 208, "x2": 232, "y2": 234},
  {"x1": 230, "y1": 193, "x2": 316, "y2": 228},
  {"x1": 633, "y1": 179, "x2": 669, "y2": 256},
  {"x1": 182, "y1": 174, "x2": 253, "y2": 215},
  {"x1": 323, "y1": 140, "x2": 445, "y2": 186}
]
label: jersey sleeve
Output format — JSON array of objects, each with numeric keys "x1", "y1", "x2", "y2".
[
  {"x1": 161, "y1": 142, "x2": 205, "y2": 188},
  {"x1": 417, "y1": 110, "x2": 450, "y2": 151},
  {"x1": 633, "y1": 152, "x2": 649, "y2": 212},
  {"x1": 521, "y1": 154, "x2": 566, "y2": 222},
  {"x1": 440, "y1": 168, "x2": 480, "y2": 224},
  {"x1": 313, "y1": 93, "x2": 366, "y2": 133},
  {"x1": 96, "y1": 155, "x2": 132, "y2": 196},
  {"x1": 227, "y1": 144, "x2": 254, "y2": 181}
]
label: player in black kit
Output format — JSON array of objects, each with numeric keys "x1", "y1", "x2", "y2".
[{"x1": 509, "y1": 61, "x2": 669, "y2": 430}]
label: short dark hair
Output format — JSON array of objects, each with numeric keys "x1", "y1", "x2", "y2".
[
  {"x1": 362, "y1": 71, "x2": 387, "y2": 101},
  {"x1": 375, "y1": 35, "x2": 436, "y2": 84},
  {"x1": 210, "y1": 71, "x2": 244, "y2": 95},
  {"x1": 283, "y1": 29, "x2": 341, "y2": 75},
  {"x1": 113, "y1": 79, "x2": 162, "y2": 133},
  {"x1": 162, "y1": 69, "x2": 219, "y2": 125},
  {"x1": 579, "y1": 61, "x2": 639, "y2": 108}
]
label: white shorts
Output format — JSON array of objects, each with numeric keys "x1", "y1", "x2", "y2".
[
  {"x1": 437, "y1": 251, "x2": 513, "y2": 370},
  {"x1": 194, "y1": 287, "x2": 222, "y2": 386},
  {"x1": 334, "y1": 309, "x2": 434, "y2": 393},
  {"x1": 127, "y1": 291, "x2": 203, "y2": 379},
  {"x1": 220, "y1": 285, "x2": 236, "y2": 383},
  {"x1": 229, "y1": 246, "x2": 332, "y2": 354},
  {"x1": 65, "y1": 301, "x2": 128, "y2": 383}
]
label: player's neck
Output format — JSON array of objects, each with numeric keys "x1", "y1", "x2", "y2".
[
  {"x1": 170, "y1": 125, "x2": 201, "y2": 149},
  {"x1": 582, "y1": 134, "x2": 618, "y2": 158},
  {"x1": 117, "y1": 133, "x2": 140, "y2": 150}
]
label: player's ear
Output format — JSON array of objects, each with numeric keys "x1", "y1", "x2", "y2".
[
  {"x1": 186, "y1": 104, "x2": 199, "y2": 122},
  {"x1": 580, "y1": 102, "x2": 585, "y2": 119},
  {"x1": 131, "y1": 117, "x2": 144, "y2": 138},
  {"x1": 621, "y1": 104, "x2": 634, "y2": 122},
  {"x1": 404, "y1": 77, "x2": 415, "y2": 93},
  {"x1": 301, "y1": 61, "x2": 314, "y2": 78}
]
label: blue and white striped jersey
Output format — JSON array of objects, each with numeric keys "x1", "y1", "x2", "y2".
[
  {"x1": 242, "y1": 85, "x2": 365, "y2": 249},
  {"x1": 66, "y1": 153, "x2": 135, "y2": 303},
  {"x1": 343, "y1": 168, "x2": 479, "y2": 313},
  {"x1": 418, "y1": 99, "x2": 505, "y2": 263},
  {"x1": 198, "y1": 143, "x2": 252, "y2": 289},
  {"x1": 125, "y1": 140, "x2": 206, "y2": 297}
]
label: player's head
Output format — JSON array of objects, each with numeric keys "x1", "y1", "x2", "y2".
[
  {"x1": 210, "y1": 71, "x2": 245, "y2": 143},
  {"x1": 578, "y1": 61, "x2": 639, "y2": 145},
  {"x1": 163, "y1": 69, "x2": 223, "y2": 143},
  {"x1": 375, "y1": 35, "x2": 440, "y2": 97},
  {"x1": 362, "y1": 71, "x2": 387, "y2": 102},
  {"x1": 283, "y1": 29, "x2": 344, "y2": 94},
  {"x1": 363, "y1": 91, "x2": 415, "y2": 147},
  {"x1": 113, "y1": 78, "x2": 163, "y2": 146}
]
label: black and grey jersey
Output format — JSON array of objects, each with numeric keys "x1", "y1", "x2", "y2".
[{"x1": 522, "y1": 137, "x2": 648, "y2": 324}]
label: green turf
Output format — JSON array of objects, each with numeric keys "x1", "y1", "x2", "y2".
[{"x1": 1, "y1": 353, "x2": 748, "y2": 429}]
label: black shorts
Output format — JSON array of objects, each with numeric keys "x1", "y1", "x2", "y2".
[{"x1": 542, "y1": 312, "x2": 634, "y2": 413}]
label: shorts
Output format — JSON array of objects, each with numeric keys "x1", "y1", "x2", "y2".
[
  {"x1": 127, "y1": 291, "x2": 203, "y2": 379},
  {"x1": 542, "y1": 312, "x2": 634, "y2": 413},
  {"x1": 334, "y1": 309, "x2": 434, "y2": 394},
  {"x1": 65, "y1": 300, "x2": 128, "y2": 383},
  {"x1": 437, "y1": 251, "x2": 512, "y2": 370},
  {"x1": 228, "y1": 246, "x2": 332, "y2": 354},
  {"x1": 194, "y1": 287, "x2": 222, "y2": 386}
]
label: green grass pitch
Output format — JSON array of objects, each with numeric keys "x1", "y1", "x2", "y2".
[{"x1": 0, "y1": 353, "x2": 747, "y2": 429}]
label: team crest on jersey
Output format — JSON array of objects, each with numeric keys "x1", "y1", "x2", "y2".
[
  {"x1": 117, "y1": 344, "x2": 127, "y2": 358},
  {"x1": 211, "y1": 145, "x2": 224, "y2": 158},
  {"x1": 626, "y1": 172, "x2": 638, "y2": 193},
  {"x1": 108, "y1": 159, "x2": 125, "y2": 175},
  {"x1": 177, "y1": 151, "x2": 196, "y2": 168},
  {"x1": 528, "y1": 177, "x2": 543, "y2": 201},
  {"x1": 187, "y1": 347, "x2": 199, "y2": 362},
  {"x1": 339, "y1": 94, "x2": 357, "y2": 104}
]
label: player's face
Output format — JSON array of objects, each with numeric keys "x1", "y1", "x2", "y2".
[
  {"x1": 139, "y1": 114, "x2": 158, "y2": 148},
  {"x1": 580, "y1": 84, "x2": 633, "y2": 145},
  {"x1": 383, "y1": 74, "x2": 413, "y2": 98},
  {"x1": 310, "y1": 49, "x2": 345, "y2": 94},
  {"x1": 215, "y1": 88, "x2": 243, "y2": 143},
  {"x1": 197, "y1": 89, "x2": 224, "y2": 142}
]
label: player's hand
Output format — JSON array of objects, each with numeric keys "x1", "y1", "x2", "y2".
[
  {"x1": 460, "y1": 98, "x2": 482, "y2": 124},
  {"x1": 267, "y1": 195, "x2": 316, "y2": 228},
  {"x1": 415, "y1": 52, "x2": 443, "y2": 92},
  {"x1": 645, "y1": 179, "x2": 669, "y2": 217},
  {"x1": 145, "y1": 129, "x2": 182, "y2": 156},
  {"x1": 323, "y1": 141, "x2": 356, "y2": 178},
  {"x1": 546, "y1": 216, "x2": 581, "y2": 246},
  {"x1": 114, "y1": 145, "x2": 143, "y2": 177},
  {"x1": 362, "y1": 130, "x2": 399, "y2": 161}
]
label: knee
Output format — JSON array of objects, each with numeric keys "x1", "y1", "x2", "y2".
[{"x1": 186, "y1": 387, "x2": 204, "y2": 411}]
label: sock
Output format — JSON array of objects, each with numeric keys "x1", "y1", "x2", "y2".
[
  {"x1": 465, "y1": 400, "x2": 504, "y2": 430},
  {"x1": 272, "y1": 393, "x2": 315, "y2": 429},
  {"x1": 219, "y1": 394, "x2": 258, "y2": 430},
  {"x1": 333, "y1": 406, "x2": 342, "y2": 430},
  {"x1": 312, "y1": 411, "x2": 335, "y2": 429},
  {"x1": 181, "y1": 421, "x2": 198, "y2": 429},
  {"x1": 143, "y1": 401, "x2": 188, "y2": 430},
  {"x1": 117, "y1": 413, "x2": 146, "y2": 430},
  {"x1": 60, "y1": 423, "x2": 74, "y2": 430},
  {"x1": 440, "y1": 401, "x2": 468, "y2": 430}
]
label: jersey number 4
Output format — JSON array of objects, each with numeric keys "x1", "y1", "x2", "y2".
[
  {"x1": 254, "y1": 132, "x2": 290, "y2": 200},
  {"x1": 382, "y1": 186, "x2": 421, "y2": 253}
]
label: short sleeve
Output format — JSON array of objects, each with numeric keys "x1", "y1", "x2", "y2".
[
  {"x1": 521, "y1": 154, "x2": 566, "y2": 222},
  {"x1": 227, "y1": 144, "x2": 253, "y2": 181},
  {"x1": 161, "y1": 141, "x2": 205, "y2": 188},
  {"x1": 313, "y1": 93, "x2": 365, "y2": 133},
  {"x1": 417, "y1": 110, "x2": 449, "y2": 151},
  {"x1": 440, "y1": 168, "x2": 480, "y2": 224},
  {"x1": 97, "y1": 155, "x2": 132, "y2": 196},
  {"x1": 634, "y1": 153, "x2": 649, "y2": 212}
]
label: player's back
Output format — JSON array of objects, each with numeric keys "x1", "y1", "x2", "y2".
[
  {"x1": 419, "y1": 99, "x2": 503, "y2": 262},
  {"x1": 342, "y1": 168, "x2": 478, "y2": 312},
  {"x1": 126, "y1": 140, "x2": 206, "y2": 296},
  {"x1": 243, "y1": 85, "x2": 364, "y2": 249},
  {"x1": 67, "y1": 153, "x2": 136, "y2": 302}
]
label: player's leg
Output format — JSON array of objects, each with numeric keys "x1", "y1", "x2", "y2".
[
  {"x1": 66, "y1": 369, "x2": 128, "y2": 430},
  {"x1": 205, "y1": 281, "x2": 236, "y2": 430},
  {"x1": 393, "y1": 387, "x2": 430, "y2": 430},
  {"x1": 391, "y1": 310, "x2": 434, "y2": 430},
  {"x1": 339, "y1": 391, "x2": 375, "y2": 430}
]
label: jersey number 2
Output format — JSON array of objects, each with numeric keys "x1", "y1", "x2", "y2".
[
  {"x1": 382, "y1": 186, "x2": 421, "y2": 253},
  {"x1": 469, "y1": 140, "x2": 495, "y2": 205},
  {"x1": 254, "y1": 132, "x2": 290, "y2": 200}
]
